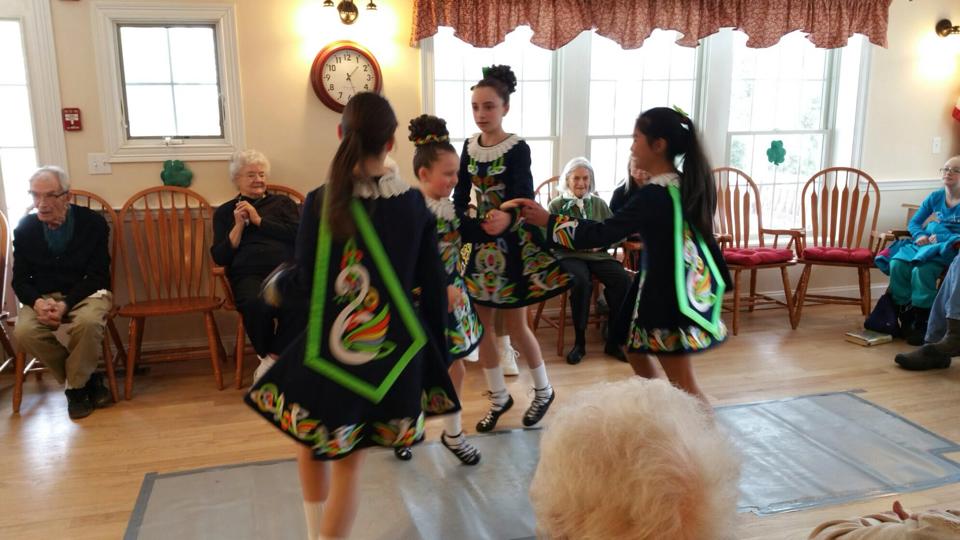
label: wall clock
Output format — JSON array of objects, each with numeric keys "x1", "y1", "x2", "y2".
[{"x1": 310, "y1": 40, "x2": 383, "y2": 113}]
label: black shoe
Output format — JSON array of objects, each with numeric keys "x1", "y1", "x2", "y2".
[
  {"x1": 895, "y1": 346, "x2": 952, "y2": 371},
  {"x1": 604, "y1": 342, "x2": 627, "y2": 362},
  {"x1": 566, "y1": 344, "x2": 585, "y2": 365},
  {"x1": 476, "y1": 393, "x2": 514, "y2": 433},
  {"x1": 84, "y1": 372, "x2": 112, "y2": 408},
  {"x1": 523, "y1": 387, "x2": 555, "y2": 427},
  {"x1": 394, "y1": 447, "x2": 412, "y2": 461},
  {"x1": 905, "y1": 325, "x2": 926, "y2": 346},
  {"x1": 65, "y1": 388, "x2": 94, "y2": 420},
  {"x1": 441, "y1": 431, "x2": 481, "y2": 465}
]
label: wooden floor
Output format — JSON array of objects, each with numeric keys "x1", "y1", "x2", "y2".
[{"x1": 3, "y1": 304, "x2": 960, "y2": 539}]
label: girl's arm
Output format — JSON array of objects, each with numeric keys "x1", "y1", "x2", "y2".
[{"x1": 546, "y1": 189, "x2": 651, "y2": 251}]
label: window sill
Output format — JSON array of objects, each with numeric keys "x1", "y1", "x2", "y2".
[{"x1": 107, "y1": 142, "x2": 235, "y2": 163}]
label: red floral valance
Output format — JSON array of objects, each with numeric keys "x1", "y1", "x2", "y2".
[{"x1": 410, "y1": 0, "x2": 893, "y2": 50}]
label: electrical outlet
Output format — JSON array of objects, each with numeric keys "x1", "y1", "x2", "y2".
[
  {"x1": 933, "y1": 137, "x2": 942, "y2": 154},
  {"x1": 87, "y1": 153, "x2": 112, "y2": 175}
]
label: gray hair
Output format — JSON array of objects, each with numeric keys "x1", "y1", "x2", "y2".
[
  {"x1": 29, "y1": 165, "x2": 70, "y2": 192},
  {"x1": 530, "y1": 378, "x2": 741, "y2": 540},
  {"x1": 229, "y1": 149, "x2": 271, "y2": 180},
  {"x1": 559, "y1": 156, "x2": 595, "y2": 197}
]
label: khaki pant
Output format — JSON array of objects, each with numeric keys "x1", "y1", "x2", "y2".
[{"x1": 14, "y1": 292, "x2": 112, "y2": 388}]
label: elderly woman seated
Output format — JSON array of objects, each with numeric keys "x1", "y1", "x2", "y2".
[
  {"x1": 877, "y1": 155, "x2": 960, "y2": 345},
  {"x1": 548, "y1": 157, "x2": 632, "y2": 364},
  {"x1": 530, "y1": 378, "x2": 741, "y2": 540},
  {"x1": 211, "y1": 149, "x2": 299, "y2": 380}
]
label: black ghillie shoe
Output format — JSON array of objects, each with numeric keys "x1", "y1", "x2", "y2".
[
  {"x1": 522, "y1": 386, "x2": 555, "y2": 427},
  {"x1": 441, "y1": 431, "x2": 481, "y2": 465},
  {"x1": 476, "y1": 392, "x2": 513, "y2": 433},
  {"x1": 394, "y1": 447, "x2": 412, "y2": 461}
]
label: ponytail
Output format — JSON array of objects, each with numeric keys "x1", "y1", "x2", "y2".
[
  {"x1": 636, "y1": 107, "x2": 716, "y2": 236},
  {"x1": 325, "y1": 131, "x2": 364, "y2": 239}
]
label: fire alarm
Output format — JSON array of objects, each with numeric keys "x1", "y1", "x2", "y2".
[{"x1": 62, "y1": 108, "x2": 82, "y2": 131}]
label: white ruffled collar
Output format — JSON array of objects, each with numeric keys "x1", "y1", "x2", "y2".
[
  {"x1": 647, "y1": 172, "x2": 680, "y2": 188},
  {"x1": 423, "y1": 195, "x2": 456, "y2": 221},
  {"x1": 466, "y1": 133, "x2": 520, "y2": 162},
  {"x1": 352, "y1": 156, "x2": 411, "y2": 199}
]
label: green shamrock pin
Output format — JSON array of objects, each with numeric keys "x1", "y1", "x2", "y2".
[
  {"x1": 161, "y1": 160, "x2": 193, "y2": 187},
  {"x1": 766, "y1": 140, "x2": 786, "y2": 166},
  {"x1": 672, "y1": 105, "x2": 689, "y2": 118}
]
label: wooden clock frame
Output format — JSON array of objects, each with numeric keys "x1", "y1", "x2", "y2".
[{"x1": 309, "y1": 40, "x2": 383, "y2": 113}]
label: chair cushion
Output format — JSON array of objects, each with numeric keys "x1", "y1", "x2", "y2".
[
  {"x1": 723, "y1": 247, "x2": 795, "y2": 266},
  {"x1": 802, "y1": 246, "x2": 874, "y2": 265}
]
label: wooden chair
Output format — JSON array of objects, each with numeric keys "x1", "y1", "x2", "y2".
[
  {"x1": 713, "y1": 168, "x2": 799, "y2": 335},
  {"x1": 211, "y1": 184, "x2": 304, "y2": 388},
  {"x1": 528, "y1": 177, "x2": 606, "y2": 356},
  {"x1": 792, "y1": 167, "x2": 882, "y2": 327},
  {"x1": 117, "y1": 187, "x2": 226, "y2": 399},
  {"x1": 0, "y1": 210, "x2": 17, "y2": 384},
  {"x1": 7, "y1": 193, "x2": 126, "y2": 413}
]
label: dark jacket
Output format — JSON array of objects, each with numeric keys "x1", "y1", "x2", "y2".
[
  {"x1": 210, "y1": 194, "x2": 299, "y2": 279},
  {"x1": 12, "y1": 205, "x2": 111, "y2": 311}
]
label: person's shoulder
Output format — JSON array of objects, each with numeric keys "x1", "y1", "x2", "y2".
[
  {"x1": 72, "y1": 205, "x2": 108, "y2": 227},
  {"x1": 14, "y1": 213, "x2": 40, "y2": 233},
  {"x1": 213, "y1": 197, "x2": 237, "y2": 217}
]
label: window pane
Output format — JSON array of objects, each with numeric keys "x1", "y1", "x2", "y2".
[
  {"x1": 522, "y1": 41, "x2": 553, "y2": 80},
  {"x1": 1, "y1": 147, "x2": 39, "y2": 219},
  {"x1": 588, "y1": 81, "x2": 615, "y2": 135},
  {"x1": 527, "y1": 140, "x2": 553, "y2": 184},
  {"x1": 0, "y1": 20, "x2": 27, "y2": 85},
  {"x1": 169, "y1": 27, "x2": 217, "y2": 84},
  {"x1": 434, "y1": 81, "x2": 465, "y2": 139},
  {"x1": 800, "y1": 80, "x2": 825, "y2": 129},
  {"x1": 432, "y1": 27, "x2": 465, "y2": 80},
  {"x1": 521, "y1": 81, "x2": 552, "y2": 137},
  {"x1": 641, "y1": 80, "x2": 668, "y2": 113},
  {"x1": 173, "y1": 85, "x2": 221, "y2": 136},
  {"x1": 613, "y1": 80, "x2": 642, "y2": 134},
  {"x1": 668, "y1": 80, "x2": 695, "y2": 119},
  {"x1": 126, "y1": 85, "x2": 176, "y2": 137},
  {"x1": 589, "y1": 138, "x2": 617, "y2": 199},
  {"x1": 119, "y1": 26, "x2": 171, "y2": 83},
  {"x1": 0, "y1": 86, "x2": 35, "y2": 147}
]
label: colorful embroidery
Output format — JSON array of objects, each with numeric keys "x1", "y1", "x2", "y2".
[
  {"x1": 248, "y1": 383, "x2": 363, "y2": 457},
  {"x1": 371, "y1": 414, "x2": 425, "y2": 447},
  {"x1": 487, "y1": 155, "x2": 507, "y2": 176},
  {"x1": 437, "y1": 217, "x2": 463, "y2": 276},
  {"x1": 466, "y1": 242, "x2": 518, "y2": 303},
  {"x1": 471, "y1": 173, "x2": 506, "y2": 215},
  {"x1": 421, "y1": 387, "x2": 457, "y2": 414},
  {"x1": 627, "y1": 324, "x2": 726, "y2": 353},
  {"x1": 526, "y1": 266, "x2": 570, "y2": 299},
  {"x1": 552, "y1": 215, "x2": 578, "y2": 249},
  {"x1": 330, "y1": 238, "x2": 396, "y2": 366},
  {"x1": 683, "y1": 225, "x2": 715, "y2": 312}
]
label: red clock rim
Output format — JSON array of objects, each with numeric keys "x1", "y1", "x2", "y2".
[{"x1": 310, "y1": 40, "x2": 383, "y2": 113}]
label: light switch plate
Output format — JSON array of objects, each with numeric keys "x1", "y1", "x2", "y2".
[{"x1": 88, "y1": 153, "x2": 112, "y2": 175}]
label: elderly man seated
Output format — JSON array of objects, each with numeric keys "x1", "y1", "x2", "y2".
[{"x1": 12, "y1": 166, "x2": 112, "y2": 419}]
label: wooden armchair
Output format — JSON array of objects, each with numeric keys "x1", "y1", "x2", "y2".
[
  {"x1": 713, "y1": 168, "x2": 799, "y2": 335},
  {"x1": 117, "y1": 187, "x2": 226, "y2": 399},
  {"x1": 792, "y1": 167, "x2": 882, "y2": 327},
  {"x1": 211, "y1": 184, "x2": 304, "y2": 388}
]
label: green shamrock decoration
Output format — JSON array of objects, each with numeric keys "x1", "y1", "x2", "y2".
[
  {"x1": 672, "y1": 104, "x2": 689, "y2": 118},
  {"x1": 766, "y1": 140, "x2": 786, "y2": 166},
  {"x1": 160, "y1": 160, "x2": 193, "y2": 187}
]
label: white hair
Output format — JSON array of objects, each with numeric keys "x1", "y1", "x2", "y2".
[
  {"x1": 558, "y1": 156, "x2": 596, "y2": 197},
  {"x1": 29, "y1": 165, "x2": 70, "y2": 192},
  {"x1": 229, "y1": 149, "x2": 271, "y2": 180},
  {"x1": 530, "y1": 378, "x2": 741, "y2": 540}
]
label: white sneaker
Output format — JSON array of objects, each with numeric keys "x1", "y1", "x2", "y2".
[
  {"x1": 498, "y1": 335, "x2": 520, "y2": 376},
  {"x1": 253, "y1": 355, "x2": 276, "y2": 383}
]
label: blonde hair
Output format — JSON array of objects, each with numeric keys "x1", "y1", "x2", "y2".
[
  {"x1": 229, "y1": 149, "x2": 271, "y2": 180},
  {"x1": 530, "y1": 378, "x2": 740, "y2": 540}
]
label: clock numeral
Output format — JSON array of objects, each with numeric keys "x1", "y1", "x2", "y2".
[
  {"x1": 338, "y1": 91, "x2": 343, "y2": 99},
  {"x1": 324, "y1": 74, "x2": 331, "y2": 80},
  {"x1": 366, "y1": 74, "x2": 372, "y2": 81},
  {"x1": 364, "y1": 84, "x2": 369, "y2": 90},
  {"x1": 327, "y1": 64, "x2": 336, "y2": 72},
  {"x1": 329, "y1": 83, "x2": 334, "y2": 91},
  {"x1": 362, "y1": 65, "x2": 368, "y2": 72},
  {"x1": 336, "y1": 56, "x2": 343, "y2": 64}
]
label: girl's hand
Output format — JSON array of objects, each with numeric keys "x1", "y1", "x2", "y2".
[
  {"x1": 446, "y1": 285, "x2": 461, "y2": 313},
  {"x1": 915, "y1": 235, "x2": 930, "y2": 246},
  {"x1": 482, "y1": 209, "x2": 511, "y2": 236},
  {"x1": 520, "y1": 202, "x2": 550, "y2": 227}
]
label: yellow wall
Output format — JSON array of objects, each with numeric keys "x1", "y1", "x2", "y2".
[{"x1": 52, "y1": 0, "x2": 421, "y2": 207}]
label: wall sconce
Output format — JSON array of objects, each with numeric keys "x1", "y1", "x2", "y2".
[
  {"x1": 936, "y1": 19, "x2": 960, "y2": 37},
  {"x1": 325, "y1": 0, "x2": 377, "y2": 25}
]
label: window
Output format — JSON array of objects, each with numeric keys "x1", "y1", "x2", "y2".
[
  {"x1": 92, "y1": 4, "x2": 244, "y2": 162},
  {"x1": 726, "y1": 31, "x2": 833, "y2": 229},
  {"x1": 426, "y1": 26, "x2": 557, "y2": 183},
  {"x1": 0, "y1": 19, "x2": 39, "y2": 218},
  {"x1": 587, "y1": 30, "x2": 698, "y2": 199}
]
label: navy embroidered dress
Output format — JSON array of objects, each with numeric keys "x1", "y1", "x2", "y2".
[
  {"x1": 245, "y1": 164, "x2": 460, "y2": 460},
  {"x1": 546, "y1": 173, "x2": 731, "y2": 354},
  {"x1": 455, "y1": 134, "x2": 570, "y2": 307}
]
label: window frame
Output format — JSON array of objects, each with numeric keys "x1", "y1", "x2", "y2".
[{"x1": 91, "y1": 2, "x2": 244, "y2": 162}]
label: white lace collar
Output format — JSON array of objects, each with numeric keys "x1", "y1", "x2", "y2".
[
  {"x1": 647, "y1": 172, "x2": 680, "y2": 188},
  {"x1": 466, "y1": 133, "x2": 520, "y2": 162},
  {"x1": 423, "y1": 196, "x2": 456, "y2": 221},
  {"x1": 352, "y1": 156, "x2": 411, "y2": 199}
]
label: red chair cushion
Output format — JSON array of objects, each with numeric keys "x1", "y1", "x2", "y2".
[
  {"x1": 723, "y1": 247, "x2": 795, "y2": 266},
  {"x1": 802, "y1": 246, "x2": 874, "y2": 265}
]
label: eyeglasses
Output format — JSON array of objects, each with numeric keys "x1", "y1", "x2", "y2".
[
  {"x1": 27, "y1": 190, "x2": 67, "y2": 202},
  {"x1": 940, "y1": 167, "x2": 960, "y2": 175}
]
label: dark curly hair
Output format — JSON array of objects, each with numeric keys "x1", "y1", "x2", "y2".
[
  {"x1": 471, "y1": 64, "x2": 517, "y2": 105},
  {"x1": 408, "y1": 114, "x2": 457, "y2": 176}
]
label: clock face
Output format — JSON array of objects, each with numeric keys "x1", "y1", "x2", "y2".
[{"x1": 310, "y1": 42, "x2": 382, "y2": 112}]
